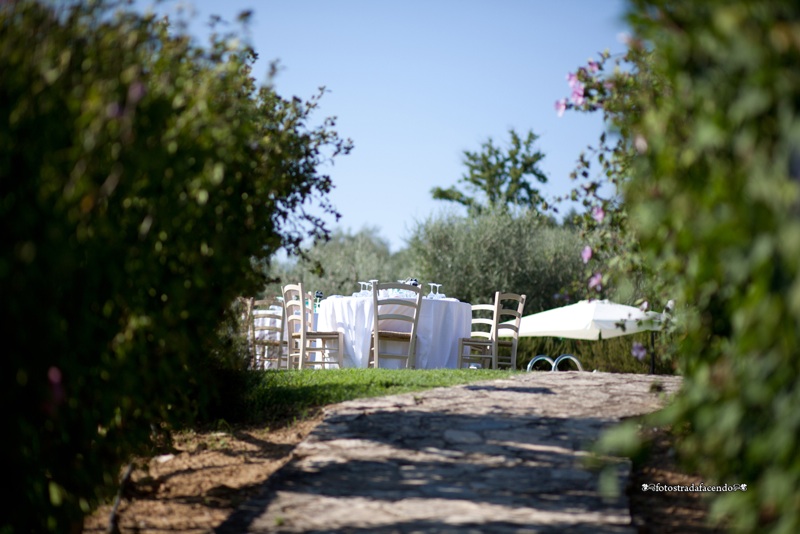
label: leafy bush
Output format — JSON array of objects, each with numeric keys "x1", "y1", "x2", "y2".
[
  {"x1": 406, "y1": 208, "x2": 585, "y2": 313},
  {"x1": 608, "y1": 1, "x2": 800, "y2": 531},
  {"x1": 0, "y1": 1, "x2": 349, "y2": 531}
]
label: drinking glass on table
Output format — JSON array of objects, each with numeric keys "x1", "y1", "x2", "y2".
[
  {"x1": 427, "y1": 283, "x2": 437, "y2": 299},
  {"x1": 353, "y1": 282, "x2": 366, "y2": 297},
  {"x1": 361, "y1": 281, "x2": 372, "y2": 297},
  {"x1": 433, "y1": 283, "x2": 443, "y2": 299}
]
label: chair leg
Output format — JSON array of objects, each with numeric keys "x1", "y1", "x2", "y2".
[
  {"x1": 337, "y1": 333, "x2": 344, "y2": 368},
  {"x1": 326, "y1": 334, "x2": 344, "y2": 368},
  {"x1": 294, "y1": 340, "x2": 303, "y2": 370}
]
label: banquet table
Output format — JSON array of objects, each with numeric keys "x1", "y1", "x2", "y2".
[{"x1": 316, "y1": 295, "x2": 472, "y2": 369}]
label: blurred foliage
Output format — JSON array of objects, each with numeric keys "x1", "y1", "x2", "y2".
[
  {"x1": 431, "y1": 129, "x2": 548, "y2": 216},
  {"x1": 0, "y1": 1, "x2": 350, "y2": 531},
  {"x1": 566, "y1": 0, "x2": 800, "y2": 531},
  {"x1": 406, "y1": 208, "x2": 585, "y2": 314}
]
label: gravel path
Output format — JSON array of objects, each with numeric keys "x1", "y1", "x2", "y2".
[{"x1": 217, "y1": 371, "x2": 682, "y2": 533}]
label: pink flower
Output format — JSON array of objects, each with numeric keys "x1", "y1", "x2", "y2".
[
  {"x1": 588, "y1": 59, "x2": 600, "y2": 72},
  {"x1": 567, "y1": 72, "x2": 578, "y2": 88},
  {"x1": 106, "y1": 102, "x2": 122, "y2": 118},
  {"x1": 588, "y1": 272, "x2": 602, "y2": 291},
  {"x1": 48, "y1": 367, "x2": 62, "y2": 384},
  {"x1": 591, "y1": 206, "x2": 605, "y2": 223},
  {"x1": 44, "y1": 366, "x2": 66, "y2": 416},
  {"x1": 554, "y1": 98, "x2": 567, "y2": 117},
  {"x1": 632, "y1": 342, "x2": 647, "y2": 361},
  {"x1": 570, "y1": 82, "x2": 585, "y2": 106},
  {"x1": 639, "y1": 301, "x2": 649, "y2": 311},
  {"x1": 127, "y1": 81, "x2": 146, "y2": 104},
  {"x1": 581, "y1": 245, "x2": 592, "y2": 264},
  {"x1": 634, "y1": 134, "x2": 648, "y2": 153}
]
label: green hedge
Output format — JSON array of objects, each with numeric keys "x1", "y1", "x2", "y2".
[
  {"x1": 0, "y1": 2, "x2": 349, "y2": 531},
  {"x1": 620, "y1": 1, "x2": 800, "y2": 531}
]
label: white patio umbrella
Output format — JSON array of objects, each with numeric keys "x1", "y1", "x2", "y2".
[{"x1": 502, "y1": 299, "x2": 663, "y2": 340}]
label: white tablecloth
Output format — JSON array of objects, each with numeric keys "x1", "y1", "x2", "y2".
[{"x1": 316, "y1": 296, "x2": 471, "y2": 369}]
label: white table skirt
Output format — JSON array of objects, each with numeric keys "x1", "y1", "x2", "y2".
[{"x1": 316, "y1": 296, "x2": 471, "y2": 369}]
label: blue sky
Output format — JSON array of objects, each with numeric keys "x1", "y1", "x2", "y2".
[{"x1": 139, "y1": 0, "x2": 630, "y2": 252}]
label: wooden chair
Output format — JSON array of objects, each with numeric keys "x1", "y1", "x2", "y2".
[
  {"x1": 456, "y1": 300, "x2": 496, "y2": 369},
  {"x1": 458, "y1": 291, "x2": 526, "y2": 369},
  {"x1": 249, "y1": 296, "x2": 289, "y2": 369},
  {"x1": 282, "y1": 283, "x2": 344, "y2": 369},
  {"x1": 368, "y1": 280, "x2": 424, "y2": 369}
]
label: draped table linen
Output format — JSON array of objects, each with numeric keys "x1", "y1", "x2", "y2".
[{"x1": 316, "y1": 296, "x2": 471, "y2": 369}]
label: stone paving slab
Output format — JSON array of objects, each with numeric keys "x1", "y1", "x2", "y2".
[{"x1": 218, "y1": 372, "x2": 682, "y2": 533}]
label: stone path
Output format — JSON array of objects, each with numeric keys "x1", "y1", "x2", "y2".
[{"x1": 217, "y1": 371, "x2": 682, "y2": 533}]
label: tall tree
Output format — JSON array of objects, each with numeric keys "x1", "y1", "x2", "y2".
[{"x1": 431, "y1": 129, "x2": 548, "y2": 215}]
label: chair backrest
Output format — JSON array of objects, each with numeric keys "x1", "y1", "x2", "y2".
[
  {"x1": 282, "y1": 283, "x2": 314, "y2": 337},
  {"x1": 493, "y1": 291, "x2": 526, "y2": 369},
  {"x1": 371, "y1": 280, "x2": 424, "y2": 358},
  {"x1": 468, "y1": 299, "x2": 497, "y2": 340},
  {"x1": 494, "y1": 292, "x2": 526, "y2": 340},
  {"x1": 250, "y1": 296, "x2": 285, "y2": 343}
]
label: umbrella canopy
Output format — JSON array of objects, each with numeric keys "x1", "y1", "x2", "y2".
[{"x1": 502, "y1": 299, "x2": 663, "y2": 340}]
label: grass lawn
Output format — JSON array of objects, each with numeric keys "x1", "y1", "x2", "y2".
[{"x1": 209, "y1": 367, "x2": 523, "y2": 427}]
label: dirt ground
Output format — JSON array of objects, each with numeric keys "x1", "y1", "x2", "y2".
[
  {"x1": 83, "y1": 418, "x2": 721, "y2": 534},
  {"x1": 628, "y1": 428, "x2": 725, "y2": 533},
  {"x1": 82, "y1": 414, "x2": 325, "y2": 534}
]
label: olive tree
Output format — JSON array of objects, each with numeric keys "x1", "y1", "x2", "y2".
[
  {"x1": 406, "y1": 208, "x2": 585, "y2": 313},
  {"x1": 263, "y1": 227, "x2": 410, "y2": 298}
]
